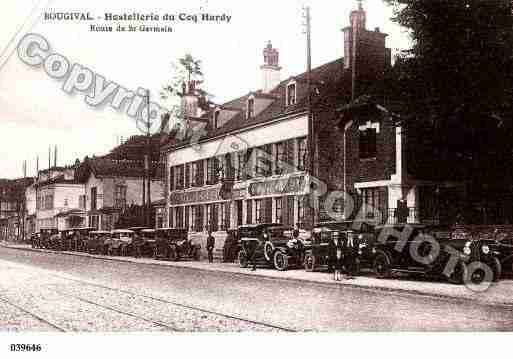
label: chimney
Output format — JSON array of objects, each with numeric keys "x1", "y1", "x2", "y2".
[{"x1": 260, "y1": 41, "x2": 281, "y2": 93}]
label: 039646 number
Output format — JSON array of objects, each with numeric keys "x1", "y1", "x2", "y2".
[{"x1": 10, "y1": 344, "x2": 42, "y2": 352}]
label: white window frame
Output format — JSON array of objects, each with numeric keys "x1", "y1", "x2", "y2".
[{"x1": 286, "y1": 80, "x2": 297, "y2": 106}]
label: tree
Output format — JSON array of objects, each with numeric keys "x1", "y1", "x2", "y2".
[
  {"x1": 384, "y1": 0, "x2": 513, "y2": 222},
  {"x1": 160, "y1": 54, "x2": 211, "y2": 128}
]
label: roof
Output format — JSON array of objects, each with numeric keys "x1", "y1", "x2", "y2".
[
  {"x1": 76, "y1": 157, "x2": 158, "y2": 181},
  {"x1": 35, "y1": 175, "x2": 79, "y2": 188},
  {"x1": 163, "y1": 57, "x2": 352, "y2": 150}
]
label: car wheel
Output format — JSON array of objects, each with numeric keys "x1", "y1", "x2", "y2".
[
  {"x1": 304, "y1": 254, "x2": 316, "y2": 272},
  {"x1": 264, "y1": 241, "x2": 275, "y2": 262},
  {"x1": 373, "y1": 251, "x2": 391, "y2": 278},
  {"x1": 238, "y1": 250, "x2": 248, "y2": 268},
  {"x1": 447, "y1": 261, "x2": 467, "y2": 284},
  {"x1": 273, "y1": 251, "x2": 289, "y2": 271}
]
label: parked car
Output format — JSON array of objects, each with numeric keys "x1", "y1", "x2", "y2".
[
  {"x1": 137, "y1": 229, "x2": 157, "y2": 257},
  {"x1": 86, "y1": 231, "x2": 111, "y2": 254},
  {"x1": 39, "y1": 228, "x2": 58, "y2": 249},
  {"x1": 490, "y1": 228, "x2": 513, "y2": 275},
  {"x1": 369, "y1": 224, "x2": 501, "y2": 284},
  {"x1": 154, "y1": 228, "x2": 200, "y2": 261},
  {"x1": 237, "y1": 223, "x2": 305, "y2": 271},
  {"x1": 68, "y1": 227, "x2": 95, "y2": 251},
  {"x1": 450, "y1": 226, "x2": 505, "y2": 282},
  {"x1": 304, "y1": 221, "x2": 375, "y2": 274},
  {"x1": 107, "y1": 229, "x2": 135, "y2": 256}
]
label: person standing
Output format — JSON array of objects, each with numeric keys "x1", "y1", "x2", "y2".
[
  {"x1": 329, "y1": 232, "x2": 345, "y2": 281},
  {"x1": 206, "y1": 231, "x2": 215, "y2": 263}
]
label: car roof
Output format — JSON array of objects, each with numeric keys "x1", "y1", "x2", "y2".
[
  {"x1": 157, "y1": 227, "x2": 187, "y2": 231},
  {"x1": 111, "y1": 229, "x2": 135, "y2": 233},
  {"x1": 238, "y1": 223, "x2": 282, "y2": 229},
  {"x1": 141, "y1": 229, "x2": 156, "y2": 233},
  {"x1": 90, "y1": 231, "x2": 110, "y2": 234}
]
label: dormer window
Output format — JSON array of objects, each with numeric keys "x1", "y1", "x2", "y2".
[
  {"x1": 213, "y1": 109, "x2": 220, "y2": 129},
  {"x1": 286, "y1": 81, "x2": 297, "y2": 106},
  {"x1": 247, "y1": 97, "x2": 255, "y2": 119}
]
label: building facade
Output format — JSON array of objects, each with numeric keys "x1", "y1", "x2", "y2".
[
  {"x1": 77, "y1": 157, "x2": 164, "y2": 231},
  {"x1": 161, "y1": 3, "x2": 464, "y2": 255}
]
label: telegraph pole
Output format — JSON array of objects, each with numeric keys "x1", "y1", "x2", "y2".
[
  {"x1": 303, "y1": 6, "x2": 317, "y2": 227},
  {"x1": 145, "y1": 90, "x2": 152, "y2": 227}
]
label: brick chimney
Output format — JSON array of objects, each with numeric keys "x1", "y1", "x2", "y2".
[
  {"x1": 260, "y1": 41, "x2": 281, "y2": 93},
  {"x1": 342, "y1": 0, "x2": 390, "y2": 99}
]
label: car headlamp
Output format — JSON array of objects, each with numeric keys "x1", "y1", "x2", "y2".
[
  {"x1": 287, "y1": 240, "x2": 295, "y2": 248},
  {"x1": 358, "y1": 234, "x2": 363, "y2": 240},
  {"x1": 263, "y1": 233, "x2": 268, "y2": 239},
  {"x1": 482, "y1": 245, "x2": 490, "y2": 255}
]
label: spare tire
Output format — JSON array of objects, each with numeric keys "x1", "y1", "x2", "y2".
[{"x1": 264, "y1": 241, "x2": 275, "y2": 262}]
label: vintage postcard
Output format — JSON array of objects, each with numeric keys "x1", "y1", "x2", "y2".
[{"x1": 1, "y1": 0, "x2": 513, "y2": 356}]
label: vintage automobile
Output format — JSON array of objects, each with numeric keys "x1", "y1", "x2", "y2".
[
  {"x1": 30, "y1": 233, "x2": 41, "y2": 248},
  {"x1": 138, "y1": 229, "x2": 157, "y2": 257},
  {"x1": 153, "y1": 228, "x2": 200, "y2": 261},
  {"x1": 39, "y1": 228, "x2": 58, "y2": 249},
  {"x1": 86, "y1": 231, "x2": 111, "y2": 254},
  {"x1": 304, "y1": 221, "x2": 375, "y2": 274},
  {"x1": 237, "y1": 223, "x2": 306, "y2": 271},
  {"x1": 369, "y1": 224, "x2": 502, "y2": 284},
  {"x1": 68, "y1": 227, "x2": 95, "y2": 251},
  {"x1": 490, "y1": 228, "x2": 513, "y2": 275},
  {"x1": 107, "y1": 229, "x2": 135, "y2": 256}
]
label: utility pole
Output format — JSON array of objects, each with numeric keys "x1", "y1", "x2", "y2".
[
  {"x1": 303, "y1": 6, "x2": 317, "y2": 228},
  {"x1": 145, "y1": 89, "x2": 152, "y2": 227}
]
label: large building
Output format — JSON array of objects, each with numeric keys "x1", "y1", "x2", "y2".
[{"x1": 161, "y1": 3, "x2": 467, "y2": 256}]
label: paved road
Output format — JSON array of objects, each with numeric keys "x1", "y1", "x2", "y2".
[{"x1": 0, "y1": 246, "x2": 512, "y2": 331}]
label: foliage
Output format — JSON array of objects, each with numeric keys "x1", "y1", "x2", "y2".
[{"x1": 384, "y1": 0, "x2": 513, "y2": 181}]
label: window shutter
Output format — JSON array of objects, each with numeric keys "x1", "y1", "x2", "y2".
[
  {"x1": 224, "y1": 202, "x2": 231, "y2": 230},
  {"x1": 185, "y1": 163, "x2": 190, "y2": 188},
  {"x1": 285, "y1": 140, "x2": 294, "y2": 173},
  {"x1": 169, "y1": 167, "x2": 175, "y2": 191},
  {"x1": 197, "y1": 160, "x2": 204, "y2": 186}
]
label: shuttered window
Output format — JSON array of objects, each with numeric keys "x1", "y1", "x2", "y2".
[
  {"x1": 297, "y1": 137, "x2": 308, "y2": 171},
  {"x1": 185, "y1": 163, "x2": 191, "y2": 188},
  {"x1": 169, "y1": 167, "x2": 175, "y2": 191},
  {"x1": 246, "y1": 200, "x2": 253, "y2": 224}
]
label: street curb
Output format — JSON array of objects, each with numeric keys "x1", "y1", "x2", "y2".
[{"x1": 2, "y1": 242, "x2": 512, "y2": 309}]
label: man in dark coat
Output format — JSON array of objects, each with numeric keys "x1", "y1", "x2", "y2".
[{"x1": 206, "y1": 231, "x2": 215, "y2": 263}]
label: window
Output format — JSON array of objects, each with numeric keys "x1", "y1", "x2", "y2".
[
  {"x1": 359, "y1": 128, "x2": 377, "y2": 159},
  {"x1": 89, "y1": 215, "x2": 99, "y2": 230},
  {"x1": 44, "y1": 195, "x2": 54, "y2": 210},
  {"x1": 114, "y1": 185, "x2": 127, "y2": 209},
  {"x1": 362, "y1": 188, "x2": 381, "y2": 219},
  {"x1": 175, "y1": 165, "x2": 185, "y2": 189},
  {"x1": 255, "y1": 145, "x2": 272, "y2": 177},
  {"x1": 246, "y1": 200, "x2": 253, "y2": 224},
  {"x1": 236, "y1": 151, "x2": 245, "y2": 180},
  {"x1": 275, "y1": 197, "x2": 283, "y2": 224},
  {"x1": 79, "y1": 195, "x2": 86, "y2": 209},
  {"x1": 169, "y1": 208, "x2": 174, "y2": 228},
  {"x1": 275, "y1": 141, "x2": 286, "y2": 174},
  {"x1": 286, "y1": 83, "x2": 296, "y2": 106},
  {"x1": 184, "y1": 206, "x2": 190, "y2": 230},
  {"x1": 64, "y1": 198, "x2": 68, "y2": 206},
  {"x1": 90, "y1": 187, "x2": 97, "y2": 210},
  {"x1": 192, "y1": 160, "x2": 204, "y2": 187},
  {"x1": 224, "y1": 153, "x2": 234, "y2": 180},
  {"x1": 176, "y1": 207, "x2": 184, "y2": 228},
  {"x1": 247, "y1": 98, "x2": 255, "y2": 119},
  {"x1": 297, "y1": 137, "x2": 308, "y2": 171},
  {"x1": 297, "y1": 196, "x2": 307, "y2": 227},
  {"x1": 255, "y1": 199, "x2": 263, "y2": 224},
  {"x1": 206, "y1": 157, "x2": 220, "y2": 185},
  {"x1": 220, "y1": 203, "x2": 229, "y2": 230},
  {"x1": 194, "y1": 205, "x2": 204, "y2": 232}
]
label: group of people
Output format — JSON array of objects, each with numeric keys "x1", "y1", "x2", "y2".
[{"x1": 329, "y1": 231, "x2": 358, "y2": 281}]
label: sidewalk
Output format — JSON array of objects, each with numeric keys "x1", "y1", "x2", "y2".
[{"x1": 2, "y1": 241, "x2": 512, "y2": 307}]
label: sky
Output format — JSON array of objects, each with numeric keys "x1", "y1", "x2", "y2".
[{"x1": 0, "y1": 0, "x2": 411, "y2": 179}]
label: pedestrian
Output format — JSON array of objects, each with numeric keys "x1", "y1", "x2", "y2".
[
  {"x1": 329, "y1": 233, "x2": 345, "y2": 281},
  {"x1": 207, "y1": 230, "x2": 215, "y2": 263}
]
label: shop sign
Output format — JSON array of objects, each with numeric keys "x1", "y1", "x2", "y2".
[{"x1": 249, "y1": 176, "x2": 306, "y2": 197}]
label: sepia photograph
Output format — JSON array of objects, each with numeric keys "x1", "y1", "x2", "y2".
[{"x1": 1, "y1": 0, "x2": 513, "y2": 356}]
